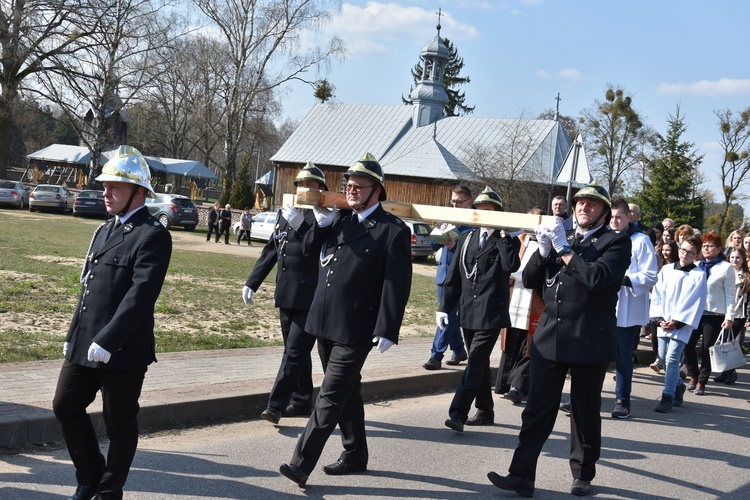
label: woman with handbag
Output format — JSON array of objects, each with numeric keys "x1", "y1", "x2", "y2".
[
  {"x1": 713, "y1": 247, "x2": 750, "y2": 384},
  {"x1": 650, "y1": 235, "x2": 707, "y2": 412},
  {"x1": 684, "y1": 232, "x2": 736, "y2": 395}
]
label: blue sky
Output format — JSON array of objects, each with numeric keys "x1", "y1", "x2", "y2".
[{"x1": 280, "y1": 0, "x2": 750, "y2": 211}]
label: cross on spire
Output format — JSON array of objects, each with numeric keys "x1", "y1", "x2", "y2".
[{"x1": 436, "y1": 7, "x2": 443, "y2": 34}]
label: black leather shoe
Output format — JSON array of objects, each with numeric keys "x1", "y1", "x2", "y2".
[
  {"x1": 423, "y1": 357, "x2": 441, "y2": 370},
  {"x1": 465, "y1": 412, "x2": 494, "y2": 426},
  {"x1": 503, "y1": 388, "x2": 523, "y2": 404},
  {"x1": 444, "y1": 417, "x2": 464, "y2": 432},
  {"x1": 260, "y1": 407, "x2": 281, "y2": 424},
  {"x1": 559, "y1": 401, "x2": 571, "y2": 414},
  {"x1": 445, "y1": 352, "x2": 468, "y2": 366},
  {"x1": 322, "y1": 458, "x2": 367, "y2": 475},
  {"x1": 279, "y1": 463, "x2": 308, "y2": 487},
  {"x1": 284, "y1": 405, "x2": 312, "y2": 417},
  {"x1": 487, "y1": 471, "x2": 535, "y2": 497},
  {"x1": 571, "y1": 478, "x2": 592, "y2": 496},
  {"x1": 68, "y1": 485, "x2": 98, "y2": 500},
  {"x1": 725, "y1": 370, "x2": 738, "y2": 384}
]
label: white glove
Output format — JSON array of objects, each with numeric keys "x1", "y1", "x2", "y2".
[
  {"x1": 549, "y1": 217, "x2": 568, "y2": 253},
  {"x1": 436, "y1": 311, "x2": 449, "y2": 331},
  {"x1": 312, "y1": 205, "x2": 339, "y2": 228},
  {"x1": 87, "y1": 342, "x2": 111, "y2": 363},
  {"x1": 63, "y1": 342, "x2": 69, "y2": 356},
  {"x1": 242, "y1": 286, "x2": 254, "y2": 306},
  {"x1": 373, "y1": 336, "x2": 394, "y2": 354},
  {"x1": 535, "y1": 226, "x2": 552, "y2": 258},
  {"x1": 281, "y1": 203, "x2": 304, "y2": 230}
]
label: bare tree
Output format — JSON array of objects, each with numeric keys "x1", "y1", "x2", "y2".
[
  {"x1": 0, "y1": 0, "x2": 99, "y2": 177},
  {"x1": 713, "y1": 107, "x2": 750, "y2": 236},
  {"x1": 579, "y1": 85, "x2": 654, "y2": 196},
  {"x1": 462, "y1": 112, "x2": 549, "y2": 212},
  {"x1": 32, "y1": 0, "x2": 181, "y2": 186},
  {"x1": 191, "y1": 0, "x2": 346, "y2": 202}
]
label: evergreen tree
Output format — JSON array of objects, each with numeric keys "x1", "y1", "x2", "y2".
[
  {"x1": 230, "y1": 153, "x2": 255, "y2": 210},
  {"x1": 402, "y1": 37, "x2": 474, "y2": 116},
  {"x1": 635, "y1": 108, "x2": 704, "y2": 227}
]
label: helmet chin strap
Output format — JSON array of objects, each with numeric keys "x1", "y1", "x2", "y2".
[
  {"x1": 575, "y1": 204, "x2": 608, "y2": 230},
  {"x1": 355, "y1": 185, "x2": 379, "y2": 211},
  {"x1": 118, "y1": 185, "x2": 141, "y2": 217}
]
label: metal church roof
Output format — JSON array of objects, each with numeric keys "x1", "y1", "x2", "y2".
[{"x1": 271, "y1": 103, "x2": 572, "y2": 182}]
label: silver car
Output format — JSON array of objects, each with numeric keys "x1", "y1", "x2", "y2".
[
  {"x1": 0, "y1": 180, "x2": 30, "y2": 209},
  {"x1": 29, "y1": 184, "x2": 75, "y2": 213},
  {"x1": 233, "y1": 211, "x2": 277, "y2": 242},
  {"x1": 403, "y1": 220, "x2": 434, "y2": 261}
]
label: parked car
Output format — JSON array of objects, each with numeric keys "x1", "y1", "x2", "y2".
[
  {"x1": 233, "y1": 210, "x2": 277, "y2": 242},
  {"x1": 28, "y1": 184, "x2": 75, "y2": 213},
  {"x1": 0, "y1": 180, "x2": 30, "y2": 209},
  {"x1": 73, "y1": 190, "x2": 109, "y2": 218},
  {"x1": 145, "y1": 193, "x2": 199, "y2": 230},
  {"x1": 403, "y1": 220, "x2": 434, "y2": 261}
]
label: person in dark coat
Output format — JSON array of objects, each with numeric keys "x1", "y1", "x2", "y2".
[
  {"x1": 218, "y1": 204, "x2": 232, "y2": 244},
  {"x1": 439, "y1": 186, "x2": 521, "y2": 432},
  {"x1": 206, "y1": 201, "x2": 220, "y2": 242},
  {"x1": 53, "y1": 146, "x2": 172, "y2": 500},
  {"x1": 488, "y1": 181, "x2": 631, "y2": 498},
  {"x1": 243, "y1": 162, "x2": 327, "y2": 423},
  {"x1": 278, "y1": 152, "x2": 412, "y2": 488}
]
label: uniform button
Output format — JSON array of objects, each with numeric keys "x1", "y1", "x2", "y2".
[
  {"x1": 282, "y1": 267, "x2": 286, "y2": 271},
  {"x1": 557, "y1": 318, "x2": 562, "y2": 323},
  {"x1": 557, "y1": 299, "x2": 562, "y2": 304},
  {"x1": 85, "y1": 290, "x2": 90, "y2": 295},
  {"x1": 89, "y1": 275, "x2": 94, "y2": 280},
  {"x1": 334, "y1": 257, "x2": 338, "y2": 262},
  {"x1": 93, "y1": 259, "x2": 98, "y2": 264},
  {"x1": 330, "y1": 270, "x2": 334, "y2": 275},
  {"x1": 82, "y1": 307, "x2": 87, "y2": 312},
  {"x1": 327, "y1": 283, "x2": 331, "y2": 287}
]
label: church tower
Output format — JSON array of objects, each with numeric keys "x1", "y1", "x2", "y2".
[{"x1": 410, "y1": 14, "x2": 450, "y2": 127}]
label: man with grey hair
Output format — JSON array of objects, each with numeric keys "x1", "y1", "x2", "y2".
[{"x1": 628, "y1": 203, "x2": 655, "y2": 246}]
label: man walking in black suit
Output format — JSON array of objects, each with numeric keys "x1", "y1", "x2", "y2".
[
  {"x1": 53, "y1": 146, "x2": 172, "y2": 500},
  {"x1": 279, "y1": 152, "x2": 412, "y2": 487},
  {"x1": 488, "y1": 181, "x2": 631, "y2": 498},
  {"x1": 243, "y1": 162, "x2": 327, "y2": 423},
  {"x1": 440, "y1": 186, "x2": 520, "y2": 432}
]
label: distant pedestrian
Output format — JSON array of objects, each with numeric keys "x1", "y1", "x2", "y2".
[
  {"x1": 218, "y1": 204, "x2": 232, "y2": 244},
  {"x1": 237, "y1": 206, "x2": 253, "y2": 245},
  {"x1": 207, "y1": 201, "x2": 220, "y2": 242}
]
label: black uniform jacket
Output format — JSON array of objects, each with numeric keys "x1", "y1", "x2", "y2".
[
  {"x1": 522, "y1": 225, "x2": 631, "y2": 363},
  {"x1": 245, "y1": 209, "x2": 319, "y2": 310},
  {"x1": 65, "y1": 207, "x2": 172, "y2": 370},
  {"x1": 440, "y1": 229, "x2": 521, "y2": 330},
  {"x1": 303, "y1": 205, "x2": 412, "y2": 346}
]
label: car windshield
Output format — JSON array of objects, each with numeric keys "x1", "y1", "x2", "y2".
[
  {"x1": 412, "y1": 224, "x2": 430, "y2": 236},
  {"x1": 78, "y1": 191, "x2": 102, "y2": 199}
]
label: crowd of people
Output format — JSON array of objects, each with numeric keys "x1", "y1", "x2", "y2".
[{"x1": 55, "y1": 149, "x2": 748, "y2": 499}]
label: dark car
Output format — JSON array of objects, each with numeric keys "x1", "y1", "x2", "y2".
[
  {"x1": 145, "y1": 193, "x2": 199, "y2": 230},
  {"x1": 73, "y1": 190, "x2": 109, "y2": 218},
  {"x1": 0, "y1": 180, "x2": 30, "y2": 209}
]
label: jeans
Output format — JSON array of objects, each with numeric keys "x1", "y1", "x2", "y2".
[
  {"x1": 614, "y1": 325, "x2": 640, "y2": 407},
  {"x1": 431, "y1": 284, "x2": 466, "y2": 361},
  {"x1": 658, "y1": 336, "x2": 686, "y2": 397}
]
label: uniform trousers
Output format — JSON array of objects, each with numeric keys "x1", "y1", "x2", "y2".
[
  {"x1": 267, "y1": 308, "x2": 315, "y2": 411},
  {"x1": 509, "y1": 356, "x2": 609, "y2": 482},
  {"x1": 290, "y1": 339, "x2": 372, "y2": 475},
  {"x1": 448, "y1": 328, "x2": 500, "y2": 422},
  {"x1": 53, "y1": 360, "x2": 147, "y2": 499}
]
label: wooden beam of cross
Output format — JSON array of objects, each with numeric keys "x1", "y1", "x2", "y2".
[{"x1": 282, "y1": 188, "x2": 556, "y2": 232}]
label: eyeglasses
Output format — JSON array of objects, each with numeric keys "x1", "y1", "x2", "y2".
[
  {"x1": 678, "y1": 248, "x2": 696, "y2": 256},
  {"x1": 450, "y1": 198, "x2": 470, "y2": 206},
  {"x1": 345, "y1": 183, "x2": 373, "y2": 193}
]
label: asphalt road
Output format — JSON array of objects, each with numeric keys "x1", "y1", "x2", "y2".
[{"x1": 2, "y1": 369, "x2": 750, "y2": 499}]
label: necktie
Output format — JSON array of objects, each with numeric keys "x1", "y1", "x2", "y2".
[
  {"x1": 114, "y1": 218, "x2": 122, "y2": 229},
  {"x1": 479, "y1": 231, "x2": 488, "y2": 249},
  {"x1": 573, "y1": 233, "x2": 583, "y2": 247}
]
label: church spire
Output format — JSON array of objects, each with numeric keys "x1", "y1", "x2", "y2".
[{"x1": 409, "y1": 11, "x2": 449, "y2": 128}]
